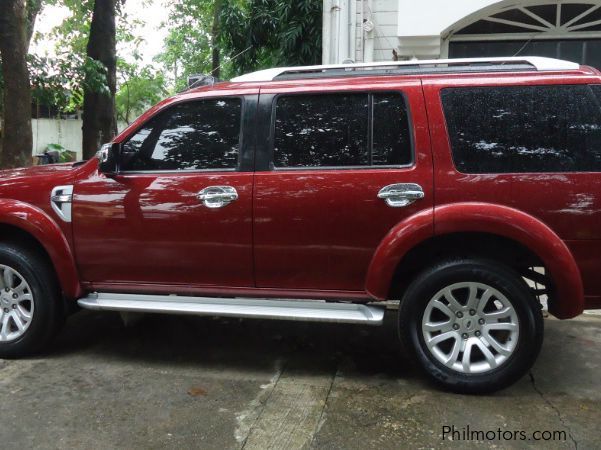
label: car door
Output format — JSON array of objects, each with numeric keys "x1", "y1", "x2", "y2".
[
  {"x1": 72, "y1": 93, "x2": 257, "y2": 291},
  {"x1": 253, "y1": 79, "x2": 433, "y2": 292}
]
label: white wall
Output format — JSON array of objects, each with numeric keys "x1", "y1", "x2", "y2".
[
  {"x1": 397, "y1": 0, "x2": 500, "y2": 38},
  {"x1": 31, "y1": 119, "x2": 128, "y2": 160},
  {"x1": 356, "y1": 0, "x2": 399, "y2": 62},
  {"x1": 324, "y1": 0, "x2": 585, "y2": 62},
  {"x1": 324, "y1": 0, "x2": 399, "y2": 64},
  {"x1": 31, "y1": 119, "x2": 84, "y2": 160}
]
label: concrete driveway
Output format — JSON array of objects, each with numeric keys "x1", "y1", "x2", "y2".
[{"x1": 0, "y1": 308, "x2": 599, "y2": 449}]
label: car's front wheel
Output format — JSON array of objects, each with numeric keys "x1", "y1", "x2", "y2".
[
  {"x1": 0, "y1": 243, "x2": 63, "y2": 358},
  {"x1": 399, "y1": 259, "x2": 544, "y2": 394}
]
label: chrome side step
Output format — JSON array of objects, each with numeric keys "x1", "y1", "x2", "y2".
[{"x1": 77, "y1": 293, "x2": 385, "y2": 325}]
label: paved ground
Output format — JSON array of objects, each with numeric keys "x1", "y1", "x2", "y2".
[{"x1": 0, "y1": 308, "x2": 599, "y2": 449}]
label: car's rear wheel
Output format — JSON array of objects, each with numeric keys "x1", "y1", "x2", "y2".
[
  {"x1": 0, "y1": 243, "x2": 63, "y2": 358},
  {"x1": 399, "y1": 259, "x2": 543, "y2": 394}
]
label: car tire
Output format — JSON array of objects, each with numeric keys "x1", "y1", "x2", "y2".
[
  {"x1": 0, "y1": 243, "x2": 63, "y2": 358},
  {"x1": 398, "y1": 258, "x2": 544, "y2": 394}
]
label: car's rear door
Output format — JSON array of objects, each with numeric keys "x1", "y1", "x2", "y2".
[
  {"x1": 252, "y1": 78, "x2": 433, "y2": 293},
  {"x1": 73, "y1": 91, "x2": 257, "y2": 291}
]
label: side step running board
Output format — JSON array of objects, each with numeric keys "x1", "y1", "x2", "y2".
[{"x1": 77, "y1": 293, "x2": 385, "y2": 325}]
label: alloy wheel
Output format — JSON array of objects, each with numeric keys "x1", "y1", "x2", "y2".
[
  {"x1": 0, "y1": 265, "x2": 35, "y2": 342},
  {"x1": 421, "y1": 281, "x2": 519, "y2": 374}
]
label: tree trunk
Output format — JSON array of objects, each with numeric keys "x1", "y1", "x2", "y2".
[
  {"x1": 26, "y1": 0, "x2": 43, "y2": 49},
  {"x1": 0, "y1": 0, "x2": 33, "y2": 168},
  {"x1": 211, "y1": 0, "x2": 222, "y2": 78},
  {"x1": 82, "y1": 0, "x2": 117, "y2": 160}
]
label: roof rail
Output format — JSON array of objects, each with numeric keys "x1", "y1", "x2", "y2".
[{"x1": 231, "y1": 57, "x2": 580, "y2": 82}]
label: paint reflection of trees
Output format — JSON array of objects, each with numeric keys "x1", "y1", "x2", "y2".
[{"x1": 122, "y1": 99, "x2": 242, "y2": 171}]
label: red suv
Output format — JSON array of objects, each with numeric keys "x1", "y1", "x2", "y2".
[{"x1": 0, "y1": 57, "x2": 599, "y2": 393}]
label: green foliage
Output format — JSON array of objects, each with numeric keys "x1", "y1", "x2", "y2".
[
  {"x1": 157, "y1": 0, "x2": 322, "y2": 87},
  {"x1": 116, "y1": 63, "x2": 167, "y2": 124},
  {"x1": 220, "y1": 0, "x2": 322, "y2": 76},
  {"x1": 30, "y1": 0, "x2": 150, "y2": 114},
  {"x1": 45, "y1": 143, "x2": 76, "y2": 162},
  {"x1": 46, "y1": 0, "x2": 94, "y2": 58},
  {"x1": 155, "y1": 0, "x2": 215, "y2": 91},
  {"x1": 28, "y1": 53, "x2": 108, "y2": 113}
]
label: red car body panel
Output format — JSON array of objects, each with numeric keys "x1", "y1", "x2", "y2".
[
  {"x1": 0, "y1": 67, "x2": 598, "y2": 320},
  {"x1": 364, "y1": 208, "x2": 434, "y2": 299},
  {"x1": 433, "y1": 203, "x2": 584, "y2": 319},
  {"x1": 0, "y1": 199, "x2": 82, "y2": 299},
  {"x1": 72, "y1": 171, "x2": 254, "y2": 287},
  {"x1": 422, "y1": 73, "x2": 601, "y2": 315},
  {"x1": 254, "y1": 78, "x2": 433, "y2": 291},
  {"x1": 0, "y1": 164, "x2": 83, "y2": 298}
]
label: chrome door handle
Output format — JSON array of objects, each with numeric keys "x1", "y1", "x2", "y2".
[
  {"x1": 377, "y1": 183, "x2": 425, "y2": 207},
  {"x1": 197, "y1": 186, "x2": 238, "y2": 208}
]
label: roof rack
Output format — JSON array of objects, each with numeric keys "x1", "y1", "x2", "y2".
[{"x1": 230, "y1": 57, "x2": 580, "y2": 82}]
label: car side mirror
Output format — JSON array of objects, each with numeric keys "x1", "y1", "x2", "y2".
[{"x1": 98, "y1": 142, "x2": 121, "y2": 176}]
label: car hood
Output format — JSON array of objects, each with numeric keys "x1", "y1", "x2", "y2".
[{"x1": 0, "y1": 163, "x2": 77, "y2": 183}]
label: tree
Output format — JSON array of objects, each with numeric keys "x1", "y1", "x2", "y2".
[
  {"x1": 220, "y1": 0, "x2": 322, "y2": 76},
  {"x1": 0, "y1": 0, "x2": 34, "y2": 168},
  {"x1": 211, "y1": 0, "x2": 223, "y2": 77},
  {"x1": 82, "y1": 0, "x2": 118, "y2": 159},
  {"x1": 157, "y1": 0, "x2": 323, "y2": 90},
  {"x1": 26, "y1": 0, "x2": 44, "y2": 45},
  {"x1": 116, "y1": 64, "x2": 167, "y2": 124},
  {"x1": 155, "y1": 0, "x2": 216, "y2": 91}
]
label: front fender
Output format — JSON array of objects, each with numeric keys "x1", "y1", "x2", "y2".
[{"x1": 0, "y1": 199, "x2": 82, "y2": 299}]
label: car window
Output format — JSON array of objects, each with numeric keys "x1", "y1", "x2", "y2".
[
  {"x1": 121, "y1": 98, "x2": 242, "y2": 171},
  {"x1": 372, "y1": 93, "x2": 412, "y2": 166},
  {"x1": 591, "y1": 84, "x2": 601, "y2": 103},
  {"x1": 273, "y1": 93, "x2": 369, "y2": 167},
  {"x1": 272, "y1": 92, "x2": 411, "y2": 168},
  {"x1": 441, "y1": 85, "x2": 601, "y2": 173}
]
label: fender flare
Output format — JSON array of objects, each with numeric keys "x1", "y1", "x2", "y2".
[
  {"x1": 0, "y1": 199, "x2": 82, "y2": 299},
  {"x1": 365, "y1": 203, "x2": 584, "y2": 319},
  {"x1": 365, "y1": 208, "x2": 434, "y2": 300}
]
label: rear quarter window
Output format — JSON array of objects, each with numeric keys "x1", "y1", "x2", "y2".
[{"x1": 441, "y1": 85, "x2": 601, "y2": 173}]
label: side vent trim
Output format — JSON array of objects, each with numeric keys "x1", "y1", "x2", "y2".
[{"x1": 50, "y1": 185, "x2": 74, "y2": 223}]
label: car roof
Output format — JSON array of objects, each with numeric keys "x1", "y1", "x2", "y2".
[{"x1": 229, "y1": 57, "x2": 589, "y2": 83}]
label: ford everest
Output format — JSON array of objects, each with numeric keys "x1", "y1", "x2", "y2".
[{"x1": 0, "y1": 57, "x2": 599, "y2": 393}]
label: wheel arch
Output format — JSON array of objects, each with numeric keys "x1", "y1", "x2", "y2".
[
  {"x1": 0, "y1": 199, "x2": 82, "y2": 300},
  {"x1": 365, "y1": 202, "x2": 584, "y2": 319}
]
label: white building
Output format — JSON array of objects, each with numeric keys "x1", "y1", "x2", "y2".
[{"x1": 322, "y1": 1, "x2": 601, "y2": 67}]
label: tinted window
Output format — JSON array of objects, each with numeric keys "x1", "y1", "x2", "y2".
[
  {"x1": 121, "y1": 98, "x2": 242, "y2": 171},
  {"x1": 592, "y1": 84, "x2": 601, "y2": 102},
  {"x1": 273, "y1": 94, "x2": 369, "y2": 167},
  {"x1": 373, "y1": 93, "x2": 412, "y2": 165},
  {"x1": 442, "y1": 85, "x2": 601, "y2": 173},
  {"x1": 272, "y1": 93, "x2": 411, "y2": 168}
]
